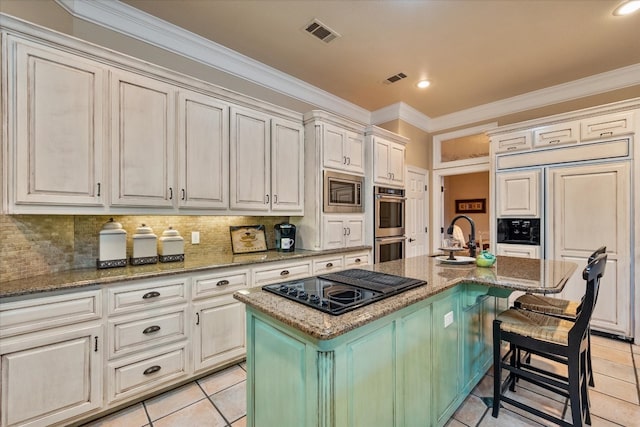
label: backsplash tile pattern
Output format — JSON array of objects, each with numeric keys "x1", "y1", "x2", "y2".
[{"x1": 1, "y1": 215, "x2": 288, "y2": 282}]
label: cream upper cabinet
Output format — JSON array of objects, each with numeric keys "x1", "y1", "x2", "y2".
[
  {"x1": 323, "y1": 215, "x2": 366, "y2": 249},
  {"x1": 496, "y1": 170, "x2": 540, "y2": 217},
  {"x1": 7, "y1": 36, "x2": 105, "y2": 210},
  {"x1": 270, "y1": 118, "x2": 304, "y2": 212},
  {"x1": 230, "y1": 106, "x2": 271, "y2": 211},
  {"x1": 110, "y1": 70, "x2": 176, "y2": 207},
  {"x1": 230, "y1": 107, "x2": 304, "y2": 213},
  {"x1": 177, "y1": 89, "x2": 229, "y2": 209},
  {"x1": 580, "y1": 111, "x2": 635, "y2": 141},
  {"x1": 373, "y1": 137, "x2": 406, "y2": 186},
  {"x1": 532, "y1": 121, "x2": 579, "y2": 148},
  {"x1": 322, "y1": 123, "x2": 365, "y2": 174},
  {"x1": 492, "y1": 130, "x2": 532, "y2": 154}
]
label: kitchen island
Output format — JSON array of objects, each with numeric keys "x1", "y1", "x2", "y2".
[{"x1": 234, "y1": 255, "x2": 577, "y2": 427}]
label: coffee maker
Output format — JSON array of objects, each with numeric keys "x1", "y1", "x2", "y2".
[{"x1": 274, "y1": 223, "x2": 296, "y2": 252}]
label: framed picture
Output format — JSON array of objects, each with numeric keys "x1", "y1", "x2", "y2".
[
  {"x1": 230, "y1": 225, "x2": 268, "y2": 254},
  {"x1": 455, "y1": 198, "x2": 486, "y2": 214}
]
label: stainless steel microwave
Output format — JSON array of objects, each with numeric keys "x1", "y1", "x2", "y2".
[{"x1": 323, "y1": 171, "x2": 364, "y2": 213}]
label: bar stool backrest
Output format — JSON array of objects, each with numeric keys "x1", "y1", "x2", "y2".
[{"x1": 569, "y1": 253, "x2": 607, "y2": 345}]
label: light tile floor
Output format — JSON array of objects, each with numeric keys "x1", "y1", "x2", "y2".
[{"x1": 84, "y1": 335, "x2": 640, "y2": 426}]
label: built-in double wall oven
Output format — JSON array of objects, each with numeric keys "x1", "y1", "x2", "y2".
[{"x1": 374, "y1": 186, "x2": 406, "y2": 263}]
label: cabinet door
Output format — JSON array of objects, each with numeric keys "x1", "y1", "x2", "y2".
[
  {"x1": 111, "y1": 70, "x2": 175, "y2": 207},
  {"x1": 323, "y1": 217, "x2": 348, "y2": 249},
  {"x1": 345, "y1": 217, "x2": 365, "y2": 247},
  {"x1": 322, "y1": 124, "x2": 348, "y2": 170},
  {"x1": 373, "y1": 138, "x2": 391, "y2": 184},
  {"x1": 230, "y1": 107, "x2": 270, "y2": 211},
  {"x1": 177, "y1": 90, "x2": 229, "y2": 209},
  {"x1": 193, "y1": 295, "x2": 246, "y2": 372},
  {"x1": 388, "y1": 143, "x2": 405, "y2": 185},
  {"x1": 496, "y1": 169, "x2": 540, "y2": 217},
  {"x1": 10, "y1": 37, "x2": 105, "y2": 207},
  {"x1": 271, "y1": 118, "x2": 304, "y2": 212},
  {"x1": 345, "y1": 131, "x2": 365, "y2": 174},
  {"x1": 580, "y1": 111, "x2": 634, "y2": 141},
  {"x1": 0, "y1": 323, "x2": 102, "y2": 427},
  {"x1": 548, "y1": 162, "x2": 631, "y2": 336}
]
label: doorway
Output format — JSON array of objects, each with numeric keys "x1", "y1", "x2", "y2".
[{"x1": 405, "y1": 166, "x2": 429, "y2": 258}]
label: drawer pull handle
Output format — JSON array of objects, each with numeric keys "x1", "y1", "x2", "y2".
[
  {"x1": 280, "y1": 270, "x2": 290, "y2": 276},
  {"x1": 143, "y1": 325, "x2": 161, "y2": 335},
  {"x1": 142, "y1": 291, "x2": 161, "y2": 299},
  {"x1": 548, "y1": 139, "x2": 560, "y2": 144},
  {"x1": 216, "y1": 280, "x2": 230, "y2": 286},
  {"x1": 354, "y1": 258, "x2": 361, "y2": 263},
  {"x1": 326, "y1": 262, "x2": 333, "y2": 268},
  {"x1": 143, "y1": 365, "x2": 161, "y2": 375},
  {"x1": 600, "y1": 131, "x2": 613, "y2": 137}
]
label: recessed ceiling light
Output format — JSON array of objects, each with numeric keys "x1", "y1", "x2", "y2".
[
  {"x1": 612, "y1": 0, "x2": 640, "y2": 15},
  {"x1": 416, "y1": 80, "x2": 431, "y2": 89}
]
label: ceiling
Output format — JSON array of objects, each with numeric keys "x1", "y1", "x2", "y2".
[{"x1": 118, "y1": 0, "x2": 640, "y2": 120}]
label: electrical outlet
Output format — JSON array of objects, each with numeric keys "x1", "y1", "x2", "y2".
[
  {"x1": 444, "y1": 311, "x2": 454, "y2": 328},
  {"x1": 191, "y1": 231, "x2": 200, "y2": 244}
]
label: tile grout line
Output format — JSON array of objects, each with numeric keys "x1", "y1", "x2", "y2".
[
  {"x1": 141, "y1": 401, "x2": 153, "y2": 427},
  {"x1": 196, "y1": 380, "x2": 233, "y2": 426}
]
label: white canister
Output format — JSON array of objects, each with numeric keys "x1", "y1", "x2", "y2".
[
  {"x1": 98, "y1": 218, "x2": 127, "y2": 269},
  {"x1": 131, "y1": 224, "x2": 158, "y2": 265},
  {"x1": 158, "y1": 227, "x2": 185, "y2": 263}
]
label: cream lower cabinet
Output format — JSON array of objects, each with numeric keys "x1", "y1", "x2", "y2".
[
  {"x1": 192, "y1": 268, "x2": 250, "y2": 373},
  {"x1": 547, "y1": 161, "x2": 631, "y2": 337},
  {"x1": 496, "y1": 169, "x2": 540, "y2": 217},
  {"x1": 5, "y1": 36, "x2": 105, "y2": 212},
  {"x1": 0, "y1": 290, "x2": 103, "y2": 427},
  {"x1": 105, "y1": 277, "x2": 190, "y2": 404}
]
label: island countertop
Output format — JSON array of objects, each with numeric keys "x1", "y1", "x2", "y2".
[{"x1": 233, "y1": 255, "x2": 578, "y2": 340}]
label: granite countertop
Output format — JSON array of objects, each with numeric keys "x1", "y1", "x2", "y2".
[
  {"x1": 0, "y1": 246, "x2": 371, "y2": 298},
  {"x1": 233, "y1": 255, "x2": 578, "y2": 341}
]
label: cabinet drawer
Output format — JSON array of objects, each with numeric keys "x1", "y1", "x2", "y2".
[
  {"x1": 344, "y1": 251, "x2": 371, "y2": 268},
  {"x1": 580, "y1": 111, "x2": 635, "y2": 141},
  {"x1": 0, "y1": 290, "x2": 101, "y2": 338},
  {"x1": 252, "y1": 261, "x2": 312, "y2": 286},
  {"x1": 492, "y1": 131, "x2": 532, "y2": 153},
  {"x1": 107, "y1": 277, "x2": 188, "y2": 316},
  {"x1": 192, "y1": 268, "x2": 249, "y2": 300},
  {"x1": 108, "y1": 305, "x2": 188, "y2": 359},
  {"x1": 313, "y1": 256, "x2": 344, "y2": 275},
  {"x1": 108, "y1": 342, "x2": 188, "y2": 403},
  {"x1": 533, "y1": 122, "x2": 578, "y2": 147}
]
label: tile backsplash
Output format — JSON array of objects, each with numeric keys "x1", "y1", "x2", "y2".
[{"x1": 0, "y1": 214, "x2": 288, "y2": 282}]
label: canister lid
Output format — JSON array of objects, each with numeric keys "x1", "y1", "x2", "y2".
[
  {"x1": 100, "y1": 218, "x2": 126, "y2": 235},
  {"x1": 160, "y1": 227, "x2": 183, "y2": 241},
  {"x1": 133, "y1": 224, "x2": 157, "y2": 239}
]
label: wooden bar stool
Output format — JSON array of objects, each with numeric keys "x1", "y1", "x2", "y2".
[
  {"x1": 492, "y1": 253, "x2": 607, "y2": 427},
  {"x1": 513, "y1": 246, "x2": 605, "y2": 387}
]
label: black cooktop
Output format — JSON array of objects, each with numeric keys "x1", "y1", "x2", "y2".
[{"x1": 262, "y1": 269, "x2": 426, "y2": 315}]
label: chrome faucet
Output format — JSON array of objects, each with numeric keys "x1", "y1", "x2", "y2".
[{"x1": 446, "y1": 215, "x2": 477, "y2": 258}]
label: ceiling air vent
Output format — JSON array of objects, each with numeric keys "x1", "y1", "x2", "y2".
[
  {"x1": 384, "y1": 72, "x2": 408, "y2": 84},
  {"x1": 304, "y1": 19, "x2": 340, "y2": 44}
]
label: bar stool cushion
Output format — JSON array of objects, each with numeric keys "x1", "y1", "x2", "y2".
[
  {"x1": 497, "y1": 308, "x2": 575, "y2": 345},
  {"x1": 515, "y1": 294, "x2": 580, "y2": 317}
]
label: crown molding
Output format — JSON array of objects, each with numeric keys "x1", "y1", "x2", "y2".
[
  {"x1": 427, "y1": 63, "x2": 640, "y2": 132},
  {"x1": 54, "y1": 1, "x2": 640, "y2": 133},
  {"x1": 55, "y1": 0, "x2": 371, "y2": 124}
]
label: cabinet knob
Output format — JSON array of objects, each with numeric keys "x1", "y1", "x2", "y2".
[
  {"x1": 409, "y1": 238, "x2": 415, "y2": 242},
  {"x1": 143, "y1": 365, "x2": 162, "y2": 375},
  {"x1": 280, "y1": 270, "x2": 290, "y2": 276},
  {"x1": 346, "y1": 227, "x2": 351, "y2": 236},
  {"x1": 265, "y1": 194, "x2": 270, "y2": 204},
  {"x1": 142, "y1": 325, "x2": 161, "y2": 335},
  {"x1": 346, "y1": 157, "x2": 351, "y2": 165},
  {"x1": 343, "y1": 156, "x2": 348, "y2": 164},
  {"x1": 273, "y1": 194, "x2": 278, "y2": 204},
  {"x1": 142, "y1": 291, "x2": 161, "y2": 299}
]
